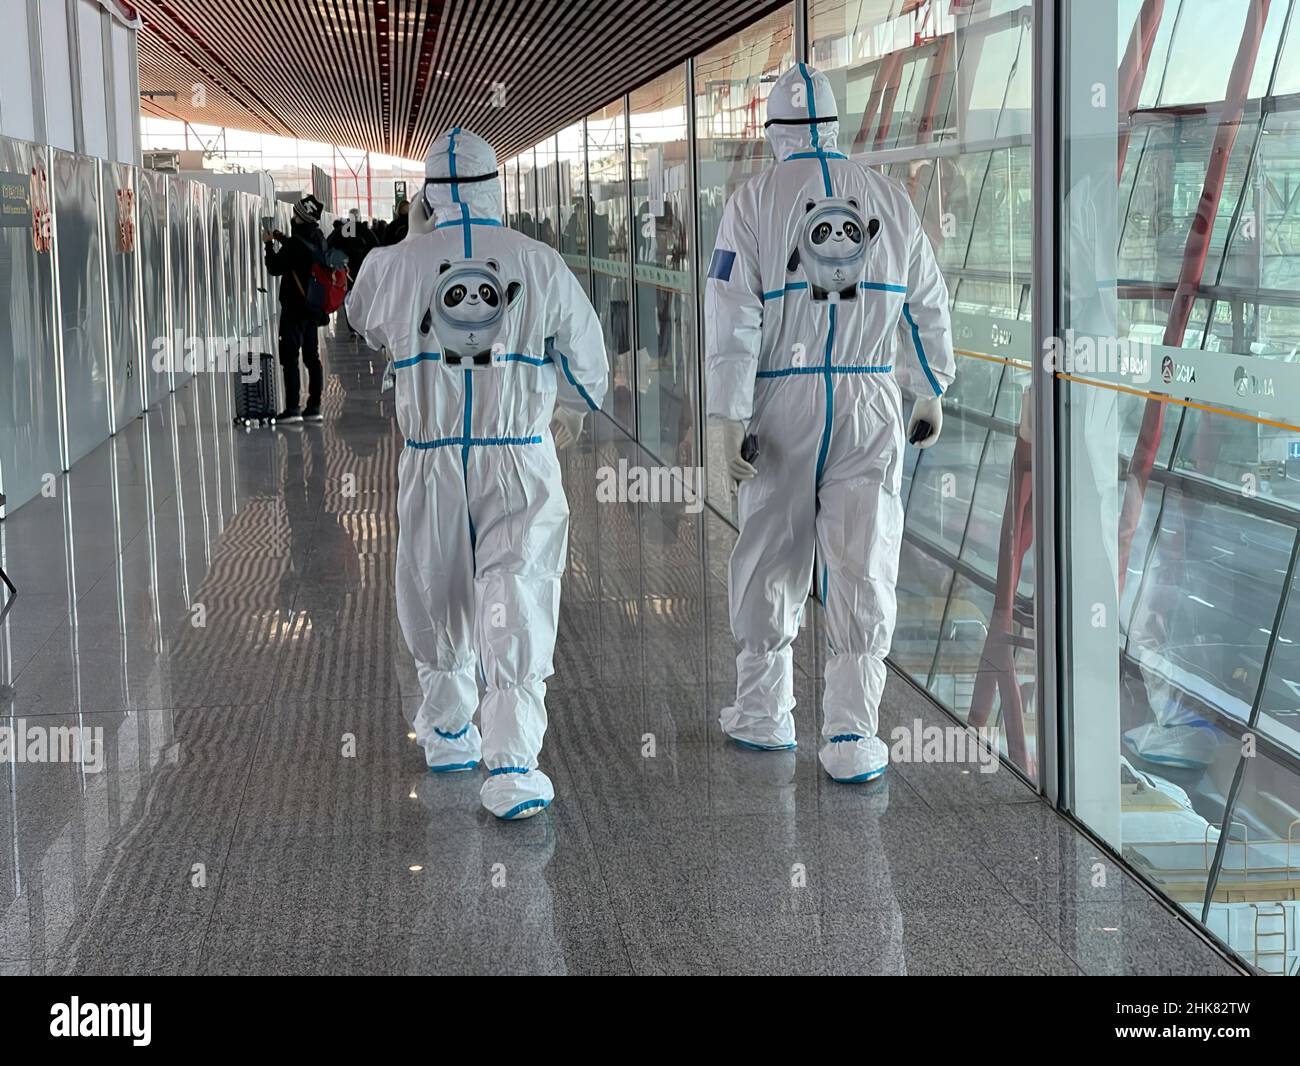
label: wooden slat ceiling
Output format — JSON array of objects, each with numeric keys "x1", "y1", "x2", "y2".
[{"x1": 136, "y1": 0, "x2": 788, "y2": 161}]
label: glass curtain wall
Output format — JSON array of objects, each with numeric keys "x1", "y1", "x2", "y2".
[{"x1": 1061, "y1": 0, "x2": 1300, "y2": 975}]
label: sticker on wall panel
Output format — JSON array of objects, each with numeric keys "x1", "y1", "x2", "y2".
[
  {"x1": 30, "y1": 164, "x2": 51, "y2": 252},
  {"x1": 1040, "y1": 326, "x2": 1300, "y2": 423},
  {"x1": 949, "y1": 311, "x2": 1034, "y2": 367},
  {"x1": 0, "y1": 172, "x2": 30, "y2": 228}
]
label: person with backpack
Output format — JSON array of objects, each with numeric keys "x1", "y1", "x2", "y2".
[{"x1": 265, "y1": 193, "x2": 334, "y2": 422}]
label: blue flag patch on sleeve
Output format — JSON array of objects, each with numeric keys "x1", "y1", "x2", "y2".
[{"x1": 708, "y1": 249, "x2": 736, "y2": 281}]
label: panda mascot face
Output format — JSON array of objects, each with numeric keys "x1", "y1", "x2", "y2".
[
  {"x1": 786, "y1": 197, "x2": 881, "y2": 302},
  {"x1": 426, "y1": 258, "x2": 523, "y2": 367}
]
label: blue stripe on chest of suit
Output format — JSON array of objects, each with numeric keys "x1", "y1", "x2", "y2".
[
  {"x1": 394, "y1": 350, "x2": 441, "y2": 369},
  {"x1": 396, "y1": 348, "x2": 540, "y2": 370}
]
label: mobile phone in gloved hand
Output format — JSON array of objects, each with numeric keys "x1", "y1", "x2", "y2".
[
  {"x1": 908, "y1": 420, "x2": 932, "y2": 446},
  {"x1": 741, "y1": 433, "x2": 759, "y2": 465}
]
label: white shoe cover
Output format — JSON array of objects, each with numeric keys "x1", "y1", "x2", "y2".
[
  {"x1": 819, "y1": 734, "x2": 889, "y2": 783},
  {"x1": 481, "y1": 767, "x2": 555, "y2": 820},
  {"x1": 719, "y1": 706, "x2": 797, "y2": 751},
  {"x1": 420, "y1": 720, "x2": 482, "y2": 774}
]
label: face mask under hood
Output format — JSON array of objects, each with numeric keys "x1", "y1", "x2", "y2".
[
  {"x1": 765, "y1": 63, "x2": 841, "y2": 162},
  {"x1": 422, "y1": 128, "x2": 503, "y2": 225}
]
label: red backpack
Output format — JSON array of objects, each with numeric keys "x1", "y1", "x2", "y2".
[
  {"x1": 307, "y1": 258, "x2": 348, "y2": 314},
  {"x1": 292, "y1": 238, "x2": 349, "y2": 317}
]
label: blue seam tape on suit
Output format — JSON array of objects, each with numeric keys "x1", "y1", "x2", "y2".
[
  {"x1": 396, "y1": 350, "x2": 549, "y2": 368},
  {"x1": 901, "y1": 301, "x2": 943, "y2": 396},
  {"x1": 394, "y1": 351, "x2": 442, "y2": 368},
  {"x1": 553, "y1": 345, "x2": 598, "y2": 411},
  {"x1": 756, "y1": 364, "x2": 892, "y2": 378},
  {"x1": 405, "y1": 435, "x2": 544, "y2": 450}
]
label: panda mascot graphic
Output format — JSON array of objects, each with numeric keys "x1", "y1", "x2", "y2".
[
  {"x1": 426, "y1": 258, "x2": 524, "y2": 366},
  {"x1": 786, "y1": 196, "x2": 881, "y2": 302}
]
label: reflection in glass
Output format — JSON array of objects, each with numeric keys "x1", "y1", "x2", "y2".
[
  {"x1": 557, "y1": 120, "x2": 591, "y2": 296},
  {"x1": 586, "y1": 100, "x2": 634, "y2": 432},
  {"x1": 631, "y1": 68, "x2": 697, "y2": 470}
]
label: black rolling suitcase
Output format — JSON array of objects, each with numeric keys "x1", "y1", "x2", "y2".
[{"x1": 235, "y1": 353, "x2": 278, "y2": 425}]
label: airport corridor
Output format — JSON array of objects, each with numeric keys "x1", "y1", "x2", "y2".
[{"x1": 0, "y1": 333, "x2": 1240, "y2": 976}]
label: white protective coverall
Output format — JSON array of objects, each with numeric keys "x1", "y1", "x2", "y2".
[
  {"x1": 347, "y1": 128, "x2": 608, "y2": 819},
  {"x1": 705, "y1": 65, "x2": 956, "y2": 783}
]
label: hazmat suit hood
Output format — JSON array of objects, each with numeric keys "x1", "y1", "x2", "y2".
[
  {"x1": 765, "y1": 64, "x2": 841, "y2": 161},
  {"x1": 421, "y1": 128, "x2": 503, "y2": 226}
]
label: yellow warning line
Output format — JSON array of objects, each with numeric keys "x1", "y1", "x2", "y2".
[{"x1": 953, "y1": 348, "x2": 1300, "y2": 434}]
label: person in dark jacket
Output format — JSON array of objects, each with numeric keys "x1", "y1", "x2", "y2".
[{"x1": 265, "y1": 194, "x2": 326, "y2": 422}]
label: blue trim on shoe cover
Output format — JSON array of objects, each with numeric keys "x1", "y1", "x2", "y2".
[
  {"x1": 488, "y1": 766, "x2": 532, "y2": 776},
  {"x1": 434, "y1": 723, "x2": 472, "y2": 740},
  {"x1": 732, "y1": 737, "x2": 798, "y2": 752},
  {"x1": 499, "y1": 798, "x2": 551, "y2": 820},
  {"x1": 429, "y1": 760, "x2": 480, "y2": 773},
  {"x1": 831, "y1": 765, "x2": 888, "y2": 784}
]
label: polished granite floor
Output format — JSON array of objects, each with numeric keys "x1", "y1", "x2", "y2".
[{"x1": 0, "y1": 330, "x2": 1242, "y2": 976}]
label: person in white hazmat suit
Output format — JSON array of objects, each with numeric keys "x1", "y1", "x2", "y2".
[
  {"x1": 347, "y1": 128, "x2": 607, "y2": 819},
  {"x1": 705, "y1": 64, "x2": 955, "y2": 784}
]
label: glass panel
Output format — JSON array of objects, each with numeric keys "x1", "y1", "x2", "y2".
[
  {"x1": 504, "y1": 156, "x2": 520, "y2": 230},
  {"x1": 0, "y1": 139, "x2": 61, "y2": 510},
  {"x1": 102, "y1": 161, "x2": 143, "y2": 427},
  {"x1": 517, "y1": 147, "x2": 537, "y2": 239},
  {"x1": 1061, "y1": 0, "x2": 1300, "y2": 970},
  {"x1": 534, "y1": 137, "x2": 559, "y2": 248},
  {"x1": 586, "y1": 99, "x2": 634, "y2": 432},
  {"x1": 53, "y1": 148, "x2": 110, "y2": 463},
  {"x1": 557, "y1": 119, "x2": 591, "y2": 295},
  {"x1": 694, "y1": 4, "x2": 795, "y2": 515},
  {"x1": 136, "y1": 168, "x2": 170, "y2": 408},
  {"x1": 811, "y1": 0, "x2": 1038, "y2": 779},
  {"x1": 631, "y1": 66, "x2": 697, "y2": 469}
]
